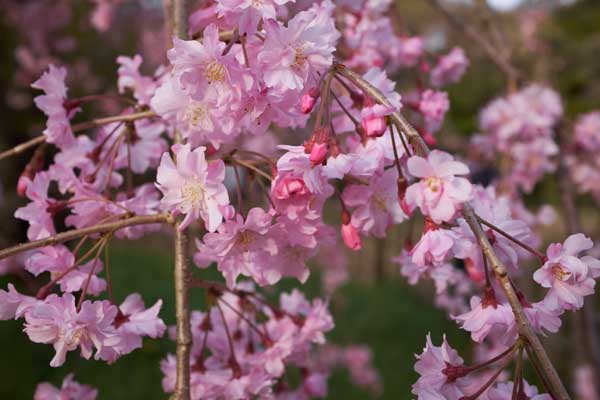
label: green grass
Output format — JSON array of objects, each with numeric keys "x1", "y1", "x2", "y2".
[{"x1": 0, "y1": 242, "x2": 467, "y2": 399}]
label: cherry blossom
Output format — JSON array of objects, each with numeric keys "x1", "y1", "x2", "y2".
[
  {"x1": 156, "y1": 143, "x2": 229, "y2": 231},
  {"x1": 533, "y1": 233, "x2": 597, "y2": 310},
  {"x1": 34, "y1": 374, "x2": 98, "y2": 400},
  {"x1": 405, "y1": 150, "x2": 472, "y2": 223}
]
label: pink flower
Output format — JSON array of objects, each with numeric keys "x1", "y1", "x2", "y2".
[
  {"x1": 574, "y1": 111, "x2": 600, "y2": 152},
  {"x1": 34, "y1": 373, "x2": 98, "y2": 400},
  {"x1": 26, "y1": 245, "x2": 106, "y2": 296},
  {"x1": 216, "y1": 0, "x2": 293, "y2": 34},
  {"x1": 257, "y1": 3, "x2": 340, "y2": 92},
  {"x1": 195, "y1": 208, "x2": 290, "y2": 288},
  {"x1": 411, "y1": 227, "x2": 455, "y2": 267},
  {"x1": 116, "y1": 54, "x2": 157, "y2": 106},
  {"x1": 430, "y1": 47, "x2": 469, "y2": 87},
  {"x1": 24, "y1": 293, "x2": 119, "y2": 367},
  {"x1": 533, "y1": 233, "x2": 597, "y2": 310},
  {"x1": 0, "y1": 284, "x2": 37, "y2": 320},
  {"x1": 31, "y1": 64, "x2": 78, "y2": 147},
  {"x1": 405, "y1": 150, "x2": 472, "y2": 224},
  {"x1": 452, "y1": 290, "x2": 515, "y2": 343},
  {"x1": 156, "y1": 143, "x2": 229, "y2": 231},
  {"x1": 419, "y1": 89, "x2": 449, "y2": 133},
  {"x1": 14, "y1": 171, "x2": 57, "y2": 240},
  {"x1": 343, "y1": 346, "x2": 382, "y2": 394},
  {"x1": 342, "y1": 168, "x2": 407, "y2": 238},
  {"x1": 396, "y1": 36, "x2": 424, "y2": 67},
  {"x1": 412, "y1": 334, "x2": 470, "y2": 399},
  {"x1": 486, "y1": 380, "x2": 551, "y2": 400}
]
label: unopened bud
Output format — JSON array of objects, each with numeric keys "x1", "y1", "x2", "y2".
[
  {"x1": 17, "y1": 175, "x2": 30, "y2": 197},
  {"x1": 309, "y1": 142, "x2": 328, "y2": 167},
  {"x1": 361, "y1": 114, "x2": 387, "y2": 138},
  {"x1": 301, "y1": 87, "x2": 320, "y2": 114},
  {"x1": 341, "y1": 222, "x2": 362, "y2": 251}
]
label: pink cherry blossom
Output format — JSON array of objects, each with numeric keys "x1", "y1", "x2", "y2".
[
  {"x1": 194, "y1": 207, "x2": 290, "y2": 288},
  {"x1": 216, "y1": 0, "x2": 293, "y2": 34},
  {"x1": 34, "y1": 373, "x2": 98, "y2": 400},
  {"x1": 574, "y1": 111, "x2": 600, "y2": 152},
  {"x1": 412, "y1": 334, "x2": 470, "y2": 399},
  {"x1": 419, "y1": 89, "x2": 449, "y2": 133},
  {"x1": 31, "y1": 64, "x2": 78, "y2": 148},
  {"x1": 485, "y1": 380, "x2": 551, "y2": 400},
  {"x1": 405, "y1": 150, "x2": 472, "y2": 224},
  {"x1": 24, "y1": 293, "x2": 119, "y2": 367},
  {"x1": 257, "y1": 2, "x2": 340, "y2": 92},
  {"x1": 14, "y1": 171, "x2": 57, "y2": 240},
  {"x1": 116, "y1": 54, "x2": 157, "y2": 106},
  {"x1": 342, "y1": 168, "x2": 407, "y2": 238},
  {"x1": 156, "y1": 143, "x2": 229, "y2": 231},
  {"x1": 430, "y1": 47, "x2": 469, "y2": 87},
  {"x1": 26, "y1": 245, "x2": 106, "y2": 296},
  {"x1": 0, "y1": 284, "x2": 37, "y2": 320},
  {"x1": 411, "y1": 227, "x2": 455, "y2": 267},
  {"x1": 533, "y1": 233, "x2": 597, "y2": 310},
  {"x1": 452, "y1": 290, "x2": 515, "y2": 343}
]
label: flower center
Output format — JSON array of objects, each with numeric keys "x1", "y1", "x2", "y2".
[
  {"x1": 373, "y1": 194, "x2": 387, "y2": 211},
  {"x1": 425, "y1": 176, "x2": 442, "y2": 192},
  {"x1": 183, "y1": 103, "x2": 209, "y2": 128},
  {"x1": 251, "y1": 0, "x2": 264, "y2": 7},
  {"x1": 551, "y1": 263, "x2": 570, "y2": 281},
  {"x1": 235, "y1": 231, "x2": 254, "y2": 252},
  {"x1": 293, "y1": 46, "x2": 308, "y2": 70},
  {"x1": 204, "y1": 59, "x2": 226, "y2": 83},
  {"x1": 181, "y1": 179, "x2": 206, "y2": 208}
]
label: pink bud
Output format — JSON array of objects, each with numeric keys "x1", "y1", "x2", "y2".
[
  {"x1": 16, "y1": 175, "x2": 30, "y2": 197},
  {"x1": 361, "y1": 114, "x2": 387, "y2": 137},
  {"x1": 309, "y1": 142, "x2": 328, "y2": 166},
  {"x1": 304, "y1": 373, "x2": 327, "y2": 397},
  {"x1": 300, "y1": 87, "x2": 319, "y2": 114},
  {"x1": 341, "y1": 223, "x2": 362, "y2": 251},
  {"x1": 465, "y1": 259, "x2": 485, "y2": 283}
]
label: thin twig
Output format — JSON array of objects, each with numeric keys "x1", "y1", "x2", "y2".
[
  {"x1": 0, "y1": 110, "x2": 155, "y2": 162},
  {"x1": 0, "y1": 214, "x2": 171, "y2": 260}
]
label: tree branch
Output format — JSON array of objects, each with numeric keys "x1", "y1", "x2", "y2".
[
  {"x1": 336, "y1": 64, "x2": 570, "y2": 400},
  {"x1": 424, "y1": 0, "x2": 521, "y2": 87},
  {"x1": 0, "y1": 110, "x2": 156, "y2": 161},
  {"x1": 169, "y1": 2, "x2": 191, "y2": 399},
  {"x1": 0, "y1": 214, "x2": 171, "y2": 260}
]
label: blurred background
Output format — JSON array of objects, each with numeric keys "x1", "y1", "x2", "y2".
[{"x1": 1, "y1": 0, "x2": 600, "y2": 398}]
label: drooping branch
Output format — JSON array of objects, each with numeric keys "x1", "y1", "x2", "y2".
[
  {"x1": 423, "y1": 0, "x2": 521, "y2": 87},
  {"x1": 336, "y1": 64, "x2": 570, "y2": 400},
  {"x1": 0, "y1": 110, "x2": 156, "y2": 161},
  {"x1": 0, "y1": 214, "x2": 171, "y2": 261}
]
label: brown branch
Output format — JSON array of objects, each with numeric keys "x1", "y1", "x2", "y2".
[
  {"x1": 0, "y1": 110, "x2": 156, "y2": 162},
  {"x1": 170, "y1": 3, "x2": 191, "y2": 399},
  {"x1": 0, "y1": 214, "x2": 171, "y2": 261},
  {"x1": 424, "y1": 0, "x2": 521, "y2": 87},
  {"x1": 336, "y1": 64, "x2": 570, "y2": 400}
]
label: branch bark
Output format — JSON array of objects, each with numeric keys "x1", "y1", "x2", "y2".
[
  {"x1": 336, "y1": 64, "x2": 570, "y2": 400},
  {"x1": 0, "y1": 214, "x2": 171, "y2": 260},
  {"x1": 168, "y1": 2, "x2": 191, "y2": 399}
]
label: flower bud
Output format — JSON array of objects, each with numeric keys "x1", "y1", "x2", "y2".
[
  {"x1": 309, "y1": 142, "x2": 328, "y2": 167},
  {"x1": 361, "y1": 114, "x2": 387, "y2": 137},
  {"x1": 16, "y1": 175, "x2": 30, "y2": 197},
  {"x1": 341, "y1": 223, "x2": 362, "y2": 251},
  {"x1": 301, "y1": 87, "x2": 320, "y2": 114}
]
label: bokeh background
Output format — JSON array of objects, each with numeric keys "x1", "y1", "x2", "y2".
[{"x1": 1, "y1": 0, "x2": 600, "y2": 398}]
